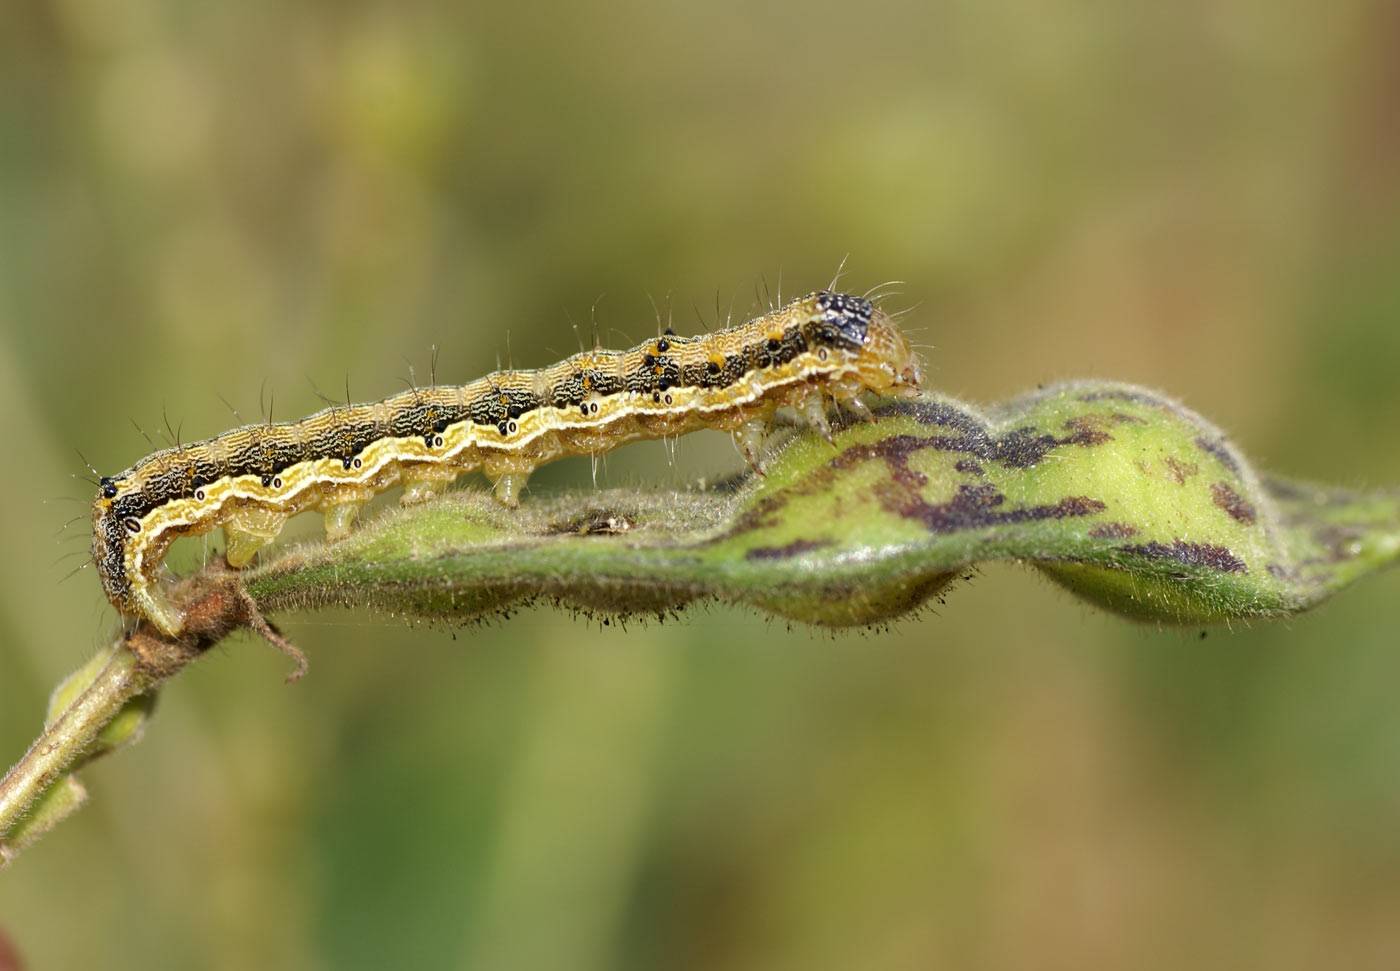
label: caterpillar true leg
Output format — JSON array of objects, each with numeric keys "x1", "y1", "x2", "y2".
[
  {"x1": 797, "y1": 390, "x2": 834, "y2": 444},
  {"x1": 842, "y1": 395, "x2": 875, "y2": 423}
]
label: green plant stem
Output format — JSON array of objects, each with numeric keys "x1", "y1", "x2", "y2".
[
  {"x1": 0, "y1": 577, "x2": 243, "y2": 868},
  {"x1": 0, "y1": 646, "x2": 146, "y2": 863}
]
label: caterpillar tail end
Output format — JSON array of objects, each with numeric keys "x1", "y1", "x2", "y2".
[{"x1": 132, "y1": 587, "x2": 186, "y2": 639}]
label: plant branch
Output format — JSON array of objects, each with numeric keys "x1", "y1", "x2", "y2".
[{"x1": 0, "y1": 575, "x2": 260, "y2": 868}]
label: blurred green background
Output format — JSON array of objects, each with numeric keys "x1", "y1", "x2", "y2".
[{"x1": 3, "y1": 1, "x2": 1400, "y2": 968}]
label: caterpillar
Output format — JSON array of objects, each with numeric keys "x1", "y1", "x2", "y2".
[{"x1": 92, "y1": 291, "x2": 923, "y2": 637}]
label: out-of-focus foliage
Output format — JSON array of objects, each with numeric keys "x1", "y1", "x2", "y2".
[{"x1": 2, "y1": 1, "x2": 1399, "y2": 968}]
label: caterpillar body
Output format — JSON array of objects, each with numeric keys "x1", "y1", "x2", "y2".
[{"x1": 92, "y1": 291, "x2": 922, "y2": 637}]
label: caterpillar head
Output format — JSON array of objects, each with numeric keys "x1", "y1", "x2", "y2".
[{"x1": 811, "y1": 291, "x2": 922, "y2": 395}]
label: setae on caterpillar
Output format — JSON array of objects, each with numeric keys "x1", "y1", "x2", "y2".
[{"x1": 92, "y1": 291, "x2": 923, "y2": 637}]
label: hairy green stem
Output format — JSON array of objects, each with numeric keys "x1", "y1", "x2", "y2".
[
  {"x1": 0, "y1": 646, "x2": 150, "y2": 864},
  {"x1": 0, "y1": 580, "x2": 245, "y2": 868}
]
